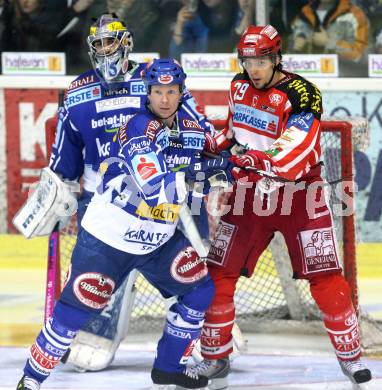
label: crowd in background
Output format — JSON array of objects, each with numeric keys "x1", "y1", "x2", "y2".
[{"x1": 0, "y1": 0, "x2": 381, "y2": 76}]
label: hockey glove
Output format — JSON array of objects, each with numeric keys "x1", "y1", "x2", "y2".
[
  {"x1": 230, "y1": 150, "x2": 273, "y2": 183},
  {"x1": 230, "y1": 150, "x2": 273, "y2": 170},
  {"x1": 204, "y1": 128, "x2": 233, "y2": 154},
  {"x1": 184, "y1": 157, "x2": 233, "y2": 183}
]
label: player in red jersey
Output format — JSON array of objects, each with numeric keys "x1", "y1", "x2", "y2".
[{"x1": 197, "y1": 25, "x2": 372, "y2": 389}]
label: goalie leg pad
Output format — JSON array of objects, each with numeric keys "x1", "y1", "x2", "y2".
[
  {"x1": 310, "y1": 273, "x2": 361, "y2": 360},
  {"x1": 153, "y1": 278, "x2": 214, "y2": 373},
  {"x1": 24, "y1": 302, "x2": 90, "y2": 382},
  {"x1": 201, "y1": 268, "x2": 239, "y2": 360}
]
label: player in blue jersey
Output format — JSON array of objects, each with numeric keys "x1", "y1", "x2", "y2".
[
  {"x1": 16, "y1": 59, "x2": 233, "y2": 389},
  {"x1": 47, "y1": 12, "x2": 213, "y2": 371}
]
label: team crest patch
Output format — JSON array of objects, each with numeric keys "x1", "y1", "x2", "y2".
[
  {"x1": 299, "y1": 228, "x2": 340, "y2": 275},
  {"x1": 269, "y1": 93, "x2": 282, "y2": 106},
  {"x1": 207, "y1": 221, "x2": 237, "y2": 267},
  {"x1": 171, "y1": 246, "x2": 208, "y2": 283},
  {"x1": 73, "y1": 272, "x2": 115, "y2": 309},
  {"x1": 159, "y1": 74, "x2": 173, "y2": 84}
]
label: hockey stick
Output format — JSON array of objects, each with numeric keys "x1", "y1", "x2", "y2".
[
  {"x1": 179, "y1": 203, "x2": 209, "y2": 258},
  {"x1": 44, "y1": 222, "x2": 60, "y2": 321}
]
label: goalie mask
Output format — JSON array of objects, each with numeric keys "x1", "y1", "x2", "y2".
[{"x1": 87, "y1": 13, "x2": 133, "y2": 83}]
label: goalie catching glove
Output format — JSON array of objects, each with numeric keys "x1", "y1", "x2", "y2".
[{"x1": 13, "y1": 167, "x2": 79, "y2": 238}]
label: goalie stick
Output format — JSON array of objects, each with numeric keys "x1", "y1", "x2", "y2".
[
  {"x1": 44, "y1": 222, "x2": 60, "y2": 321},
  {"x1": 44, "y1": 90, "x2": 65, "y2": 320}
]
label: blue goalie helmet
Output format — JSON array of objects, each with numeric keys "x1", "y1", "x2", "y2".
[
  {"x1": 87, "y1": 13, "x2": 133, "y2": 83},
  {"x1": 142, "y1": 58, "x2": 187, "y2": 92}
]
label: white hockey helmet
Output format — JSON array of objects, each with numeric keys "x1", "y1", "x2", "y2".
[{"x1": 87, "y1": 13, "x2": 134, "y2": 83}]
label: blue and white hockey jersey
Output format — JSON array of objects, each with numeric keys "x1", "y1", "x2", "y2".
[
  {"x1": 81, "y1": 107, "x2": 209, "y2": 254},
  {"x1": 49, "y1": 61, "x2": 210, "y2": 192}
]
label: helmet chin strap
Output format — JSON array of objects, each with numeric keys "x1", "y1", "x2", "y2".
[{"x1": 261, "y1": 66, "x2": 277, "y2": 89}]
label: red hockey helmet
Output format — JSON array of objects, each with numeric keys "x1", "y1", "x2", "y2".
[{"x1": 237, "y1": 25, "x2": 281, "y2": 59}]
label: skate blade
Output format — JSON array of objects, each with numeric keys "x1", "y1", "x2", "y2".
[
  {"x1": 73, "y1": 366, "x2": 87, "y2": 373},
  {"x1": 208, "y1": 377, "x2": 228, "y2": 390},
  {"x1": 352, "y1": 383, "x2": 370, "y2": 390},
  {"x1": 152, "y1": 386, "x2": 208, "y2": 390}
]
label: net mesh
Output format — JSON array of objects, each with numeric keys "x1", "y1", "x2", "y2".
[{"x1": 56, "y1": 117, "x2": 382, "y2": 352}]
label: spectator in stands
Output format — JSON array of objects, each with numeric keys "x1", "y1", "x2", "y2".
[
  {"x1": 375, "y1": 27, "x2": 382, "y2": 53},
  {"x1": 0, "y1": 0, "x2": 99, "y2": 74},
  {"x1": 107, "y1": 0, "x2": 160, "y2": 53},
  {"x1": 55, "y1": 0, "x2": 103, "y2": 75},
  {"x1": 355, "y1": 0, "x2": 382, "y2": 53},
  {"x1": 1, "y1": 0, "x2": 56, "y2": 51},
  {"x1": 169, "y1": 0, "x2": 209, "y2": 60},
  {"x1": 232, "y1": 0, "x2": 287, "y2": 49},
  {"x1": 198, "y1": 0, "x2": 238, "y2": 52},
  {"x1": 289, "y1": 0, "x2": 369, "y2": 76}
]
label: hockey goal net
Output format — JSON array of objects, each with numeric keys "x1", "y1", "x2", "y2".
[{"x1": 47, "y1": 116, "x2": 382, "y2": 354}]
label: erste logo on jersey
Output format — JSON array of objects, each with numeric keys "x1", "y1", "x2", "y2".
[
  {"x1": 67, "y1": 85, "x2": 101, "y2": 107},
  {"x1": 182, "y1": 132, "x2": 205, "y2": 149},
  {"x1": 233, "y1": 103, "x2": 279, "y2": 135},
  {"x1": 129, "y1": 81, "x2": 146, "y2": 95},
  {"x1": 131, "y1": 151, "x2": 162, "y2": 185},
  {"x1": 159, "y1": 74, "x2": 173, "y2": 84}
]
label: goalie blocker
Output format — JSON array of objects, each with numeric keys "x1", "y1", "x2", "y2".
[{"x1": 13, "y1": 167, "x2": 79, "y2": 238}]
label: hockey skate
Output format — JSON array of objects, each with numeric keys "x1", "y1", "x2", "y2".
[
  {"x1": 188, "y1": 358, "x2": 230, "y2": 390},
  {"x1": 151, "y1": 367, "x2": 209, "y2": 389},
  {"x1": 16, "y1": 375, "x2": 40, "y2": 390},
  {"x1": 339, "y1": 359, "x2": 372, "y2": 389}
]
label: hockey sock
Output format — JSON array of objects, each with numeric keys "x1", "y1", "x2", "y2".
[
  {"x1": 310, "y1": 273, "x2": 361, "y2": 360},
  {"x1": 201, "y1": 273, "x2": 237, "y2": 360},
  {"x1": 24, "y1": 302, "x2": 91, "y2": 382},
  {"x1": 154, "y1": 278, "x2": 214, "y2": 373}
]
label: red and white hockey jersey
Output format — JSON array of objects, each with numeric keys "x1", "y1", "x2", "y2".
[{"x1": 226, "y1": 70, "x2": 323, "y2": 181}]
